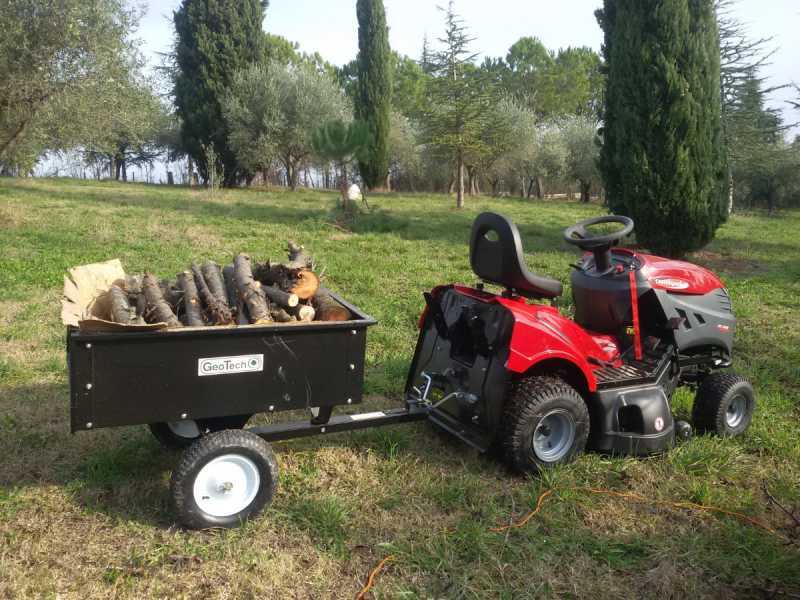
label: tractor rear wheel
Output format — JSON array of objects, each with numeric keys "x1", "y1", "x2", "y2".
[
  {"x1": 501, "y1": 376, "x2": 590, "y2": 474},
  {"x1": 692, "y1": 372, "x2": 755, "y2": 436}
]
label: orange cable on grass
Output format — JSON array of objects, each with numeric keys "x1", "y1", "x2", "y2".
[
  {"x1": 355, "y1": 554, "x2": 395, "y2": 600},
  {"x1": 488, "y1": 486, "x2": 783, "y2": 540},
  {"x1": 489, "y1": 489, "x2": 554, "y2": 532}
]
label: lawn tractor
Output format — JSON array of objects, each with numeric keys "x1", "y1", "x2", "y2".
[{"x1": 67, "y1": 212, "x2": 755, "y2": 529}]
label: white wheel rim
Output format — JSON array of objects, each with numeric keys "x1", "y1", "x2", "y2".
[
  {"x1": 192, "y1": 454, "x2": 261, "y2": 518},
  {"x1": 168, "y1": 420, "x2": 201, "y2": 439}
]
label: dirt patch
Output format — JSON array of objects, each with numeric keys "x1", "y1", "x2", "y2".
[{"x1": 690, "y1": 250, "x2": 764, "y2": 274}]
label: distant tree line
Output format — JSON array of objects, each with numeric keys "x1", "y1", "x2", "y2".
[{"x1": 1, "y1": 0, "x2": 798, "y2": 223}]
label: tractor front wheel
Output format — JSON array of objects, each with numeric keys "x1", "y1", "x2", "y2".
[
  {"x1": 692, "y1": 372, "x2": 755, "y2": 436},
  {"x1": 501, "y1": 376, "x2": 590, "y2": 474}
]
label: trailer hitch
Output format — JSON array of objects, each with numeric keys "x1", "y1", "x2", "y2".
[{"x1": 409, "y1": 371, "x2": 478, "y2": 411}]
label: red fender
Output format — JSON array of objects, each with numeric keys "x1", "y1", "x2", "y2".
[{"x1": 452, "y1": 286, "x2": 620, "y2": 393}]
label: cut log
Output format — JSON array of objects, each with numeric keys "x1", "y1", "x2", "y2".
[
  {"x1": 262, "y1": 284, "x2": 299, "y2": 308},
  {"x1": 234, "y1": 253, "x2": 271, "y2": 324},
  {"x1": 223, "y1": 264, "x2": 250, "y2": 325},
  {"x1": 159, "y1": 278, "x2": 182, "y2": 310},
  {"x1": 142, "y1": 273, "x2": 181, "y2": 327},
  {"x1": 109, "y1": 284, "x2": 137, "y2": 324},
  {"x1": 201, "y1": 262, "x2": 230, "y2": 309},
  {"x1": 286, "y1": 240, "x2": 313, "y2": 270},
  {"x1": 270, "y1": 306, "x2": 293, "y2": 322},
  {"x1": 290, "y1": 269, "x2": 319, "y2": 300},
  {"x1": 289, "y1": 303, "x2": 315, "y2": 322},
  {"x1": 312, "y1": 290, "x2": 351, "y2": 321},
  {"x1": 177, "y1": 271, "x2": 204, "y2": 327},
  {"x1": 191, "y1": 264, "x2": 234, "y2": 325}
]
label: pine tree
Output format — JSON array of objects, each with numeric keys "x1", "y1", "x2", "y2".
[
  {"x1": 422, "y1": 1, "x2": 492, "y2": 209},
  {"x1": 173, "y1": 0, "x2": 266, "y2": 186},
  {"x1": 596, "y1": 0, "x2": 726, "y2": 258},
  {"x1": 355, "y1": 0, "x2": 392, "y2": 191}
]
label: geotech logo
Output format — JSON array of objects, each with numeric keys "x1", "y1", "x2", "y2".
[
  {"x1": 652, "y1": 277, "x2": 690, "y2": 290},
  {"x1": 197, "y1": 354, "x2": 264, "y2": 377}
]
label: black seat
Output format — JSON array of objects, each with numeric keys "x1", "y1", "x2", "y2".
[{"x1": 469, "y1": 212, "x2": 563, "y2": 299}]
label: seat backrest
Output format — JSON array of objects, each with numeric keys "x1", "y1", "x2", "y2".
[{"x1": 469, "y1": 212, "x2": 563, "y2": 299}]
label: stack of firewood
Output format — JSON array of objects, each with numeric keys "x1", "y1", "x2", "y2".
[{"x1": 107, "y1": 241, "x2": 350, "y2": 328}]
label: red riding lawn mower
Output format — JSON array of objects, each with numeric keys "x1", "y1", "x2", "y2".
[{"x1": 410, "y1": 212, "x2": 755, "y2": 473}]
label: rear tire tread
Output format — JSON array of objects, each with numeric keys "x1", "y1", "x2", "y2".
[
  {"x1": 502, "y1": 375, "x2": 589, "y2": 474},
  {"x1": 171, "y1": 429, "x2": 278, "y2": 529}
]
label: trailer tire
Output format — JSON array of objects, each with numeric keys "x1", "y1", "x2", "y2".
[
  {"x1": 501, "y1": 376, "x2": 589, "y2": 474},
  {"x1": 171, "y1": 429, "x2": 278, "y2": 529},
  {"x1": 148, "y1": 414, "x2": 252, "y2": 450},
  {"x1": 692, "y1": 372, "x2": 755, "y2": 437}
]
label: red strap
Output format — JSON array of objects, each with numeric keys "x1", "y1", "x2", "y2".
[{"x1": 629, "y1": 270, "x2": 643, "y2": 360}]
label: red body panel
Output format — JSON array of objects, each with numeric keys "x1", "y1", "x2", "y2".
[
  {"x1": 637, "y1": 253, "x2": 724, "y2": 295},
  {"x1": 451, "y1": 285, "x2": 621, "y2": 392}
]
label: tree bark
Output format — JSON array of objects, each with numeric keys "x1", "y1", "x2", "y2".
[
  {"x1": 109, "y1": 284, "x2": 138, "y2": 324},
  {"x1": 234, "y1": 254, "x2": 271, "y2": 324},
  {"x1": 535, "y1": 176, "x2": 545, "y2": 199},
  {"x1": 192, "y1": 264, "x2": 234, "y2": 325},
  {"x1": 286, "y1": 241, "x2": 313, "y2": 269},
  {"x1": 262, "y1": 285, "x2": 298, "y2": 308},
  {"x1": 178, "y1": 271, "x2": 205, "y2": 327},
  {"x1": 580, "y1": 180, "x2": 591, "y2": 203},
  {"x1": 201, "y1": 262, "x2": 230, "y2": 309},
  {"x1": 142, "y1": 274, "x2": 181, "y2": 327},
  {"x1": 312, "y1": 290, "x2": 351, "y2": 321},
  {"x1": 222, "y1": 264, "x2": 250, "y2": 325}
]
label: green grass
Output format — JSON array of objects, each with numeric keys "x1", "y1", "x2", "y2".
[{"x1": 0, "y1": 177, "x2": 798, "y2": 598}]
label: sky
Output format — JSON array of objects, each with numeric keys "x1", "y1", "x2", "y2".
[{"x1": 139, "y1": 0, "x2": 799, "y2": 127}]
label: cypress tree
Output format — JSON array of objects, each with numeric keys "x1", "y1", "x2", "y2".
[
  {"x1": 596, "y1": 0, "x2": 726, "y2": 258},
  {"x1": 355, "y1": 0, "x2": 392, "y2": 191},
  {"x1": 173, "y1": 0, "x2": 266, "y2": 186}
]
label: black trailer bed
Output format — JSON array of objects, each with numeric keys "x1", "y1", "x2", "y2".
[{"x1": 67, "y1": 291, "x2": 376, "y2": 432}]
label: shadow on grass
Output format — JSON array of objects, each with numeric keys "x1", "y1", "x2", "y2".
[{"x1": 0, "y1": 381, "x2": 492, "y2": 530}]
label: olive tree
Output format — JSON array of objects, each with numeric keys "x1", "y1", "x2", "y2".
[
  {"x1": 561, "y1": 115, "x2": 600, "y2": 202},
  {"x1": 223, "y1": 61, "x2": 350, "y2": 189}
]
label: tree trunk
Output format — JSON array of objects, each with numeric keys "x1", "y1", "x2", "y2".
[
  {"x1": 727, "y1": 169, "x2": 734, "y2": 215},
  {"x1": 234, "y1": 254, "x2": 271, "y2": 324},
  {"x1": 340, "y1": 162, "x2": 349, "y2": 211},
  {"x1": 526, "y1": 177, "x2": 534, "y2": 198},
  {"x1": 121, "y1": 159, "x2": 128, "y2": 183},
  {"x1": 535, "y1": 176, "x2": 545, "y2": 199},
  {"x1": 187, "y1": 157, "x2": 194, "y2": 186},
  {"x1": 177, "y1": 271, "x2": 205, "y2": 327},
  {"x1": 580, "y1": 180, "x2": 591, "y2": 203},
  {"x1": 456, "y1": 150, "x2": 465, "y2": 209},
  {"x1": 167, "y1": 171, "x2": 174, "y2": 185}
]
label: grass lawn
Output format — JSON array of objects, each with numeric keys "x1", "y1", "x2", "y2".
[{"x1": 1, "y1": 177, "x2": 798, "y2": 598}]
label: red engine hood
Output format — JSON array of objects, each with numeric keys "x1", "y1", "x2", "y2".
[{"x1": 638, "y1": 253, "x2": 724, "y2": 295}]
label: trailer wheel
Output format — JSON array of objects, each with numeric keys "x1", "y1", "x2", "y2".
[
  {"x1": 501, "y1": 376, "x2": 589, "y2": 474},
  {"x1": 692, "y1": 372, "x2": 755, "y2": 436},
  {"x1": 171, "y1": 429, "x2": 278, "y2": 529},
  {"x1": 148, "y1": 414, "x2": 252, "y2": 449}
]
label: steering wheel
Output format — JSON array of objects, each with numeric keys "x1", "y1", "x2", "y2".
[{"x1": 563, "y1": 215, "x2": 634, "y2": 249}]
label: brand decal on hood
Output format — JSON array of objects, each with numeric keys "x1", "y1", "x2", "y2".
[{"x1": 653, "y1": 277, "x2": 690, "y2": 290}]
